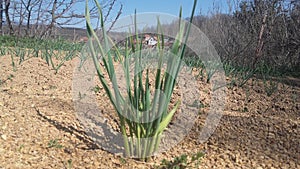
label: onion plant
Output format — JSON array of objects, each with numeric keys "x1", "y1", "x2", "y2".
[{"x1": 85, "y1": 0, "x2": 197, "y2": 160}]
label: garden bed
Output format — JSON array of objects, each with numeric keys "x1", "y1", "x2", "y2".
[{"x1": 0, "y1": 56, "x2": 299, "y2": 168}]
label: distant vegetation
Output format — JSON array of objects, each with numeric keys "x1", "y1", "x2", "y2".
[
  {"x1": 195, "y1": 0, "x2": 300, "y2": 76},
  {"x1": 0, "y1": 0, "x2": 122, "y2": 39},
  {"x1": 0, "y1": 35, "x2": 83, "y2": 51}
]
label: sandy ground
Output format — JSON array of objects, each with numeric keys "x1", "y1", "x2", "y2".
[{"x1": 0, "y1": 55, "x2": 299, "y2": 169}]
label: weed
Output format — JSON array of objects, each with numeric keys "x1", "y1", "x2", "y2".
[
  {"x1": 10, "y1": 55, "x2": 16, "y2": 72},
  {"x1": 66, "y1": 159, "x2": 72, "y2": 169},
  {"x1": 49, "y1": 85, "x2": 57, "y2": 90},
  {"x1": 91, "y1": 85, "x2": 101, "y2": 93},
  {"x1": 48, "y1": 139, "x2": 63, "y2": 149},
  {"x1": 264, "y1": 80, "x2": 278, "y2": 96},
  {"x1": 242, "y1": 107, "x2": 249, "y2": 112},
  {"x1": 189, "y1": 100, "x2": 205, "y2": 109},
  {"x1": 1, "y1": 74, "x2": 14, "y2": 85},
  {"x1": 17, "y1": 144, "x2": 25, "y2": 152},
  {"x1": 156, "y1": 151, "x2": 204, "y2": 169},
  {"x1": 78, "y1": 92, "x2": 86, "y2": 100},
  {"x1": 245, "y1": 88, "x2": 250, "y2": 103},
  {"x1": 119, "y1": 157, "x2": 127, "y2": 164},
  {"x1": 292, "y1": 93, "x2": 298, "y2": 104},
  {"x1": 8, "y1": 74, "x2": 14, "y2": 80}
]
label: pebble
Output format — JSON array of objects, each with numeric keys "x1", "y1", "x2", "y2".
[
  {"x1": 1, "y1": 134, "x2": 7, "y2": 140},
  {"x1": 1, "y1": 124, "x2": 7, "y2": 130},
  {"x1": 42, "y1": 85, "x2": 49, "y2": 90}
]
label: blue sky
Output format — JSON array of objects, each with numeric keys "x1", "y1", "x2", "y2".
[
  {"x1": 120, "y1": 0, "x2": 200, "y2": 18},
  {"x1": 118, "y1": 0, "x2": 229, "y2": 18},
  {"x1": 107, "y1": 0, "x2": 231, "y2": 31},
  {"x1": 74, "y1": 0, "x2": 231, "y2": 29}
]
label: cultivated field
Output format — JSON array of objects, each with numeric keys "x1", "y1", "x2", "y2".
[{"x1": 0, "y1": 44, "x2": 299, "y2": 168}]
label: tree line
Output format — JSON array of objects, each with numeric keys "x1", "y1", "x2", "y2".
[
  {"x1": 0, "y1": 0, "x2": 299, "y2": 72},
  {"x1": 194, "y1": 0, "x2": 300, "y2": 71},
  {"x1": 0, "y1": 0, "x2": 122, "y2": 38}
]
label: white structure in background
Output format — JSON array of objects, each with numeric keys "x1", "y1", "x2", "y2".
[
  {"x1": 147, "y1": 37, "x2": 158, "y2": 46},
  {"x1": 143, "y1": 34, "x2": 158, "y2": 47},
  {"x1": 118, "y1": 34, "x2": 173, "y2": 49}
]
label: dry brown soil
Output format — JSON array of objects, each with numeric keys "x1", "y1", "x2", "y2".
[{"x1": 0, "y1": 56, "x2": 299, "y2": 169}]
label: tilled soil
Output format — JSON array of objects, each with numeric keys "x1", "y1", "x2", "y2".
[{"x1": 0, "y1": 56, "x2": 299, "y2": 169}]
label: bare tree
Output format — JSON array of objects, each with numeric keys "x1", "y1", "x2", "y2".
[
  {"x1": 19, "y1": 0, "x2": 42, "y2": 36},
  {"x1": 6, "y1": 0, "x2": 122, "y2": 39},
  {"x1": 0, "y1": 0, "x2": 3, "y2": 34},
  {"x1": 4, "y1": 0, "x2": 14, "y2": 35},
  {"x1": 37, "y1": 0, "x2": 123, "y2": 38},
  {"x1": 193, "y1": 0, "x2": 300, "y2": 71}
]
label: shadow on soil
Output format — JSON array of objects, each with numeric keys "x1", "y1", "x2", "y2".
[
  {"x1": 34, "y1": 99, "x2": 126, "y2": 156},
  {"x1": 35, "y1": 107, "x2": 100, "y2": 150}
]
